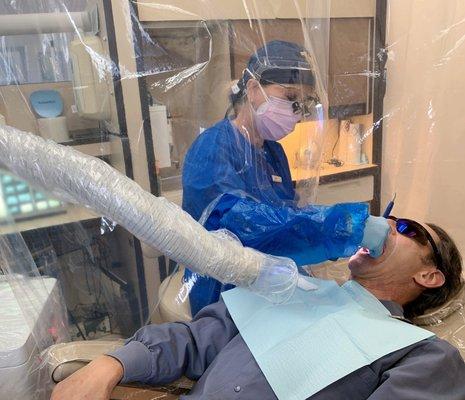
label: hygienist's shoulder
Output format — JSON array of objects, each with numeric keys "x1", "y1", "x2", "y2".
[
  {"x1": 186, "y1": 119, "x2": 238, "y2": 158},
  {"x1": 195, "y1": 119, "x2": 233, "y2": 142}
]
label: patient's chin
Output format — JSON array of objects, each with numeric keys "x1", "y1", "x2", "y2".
[{"x1": 348, "y1": 250, "x2": 376, "y2": 274}]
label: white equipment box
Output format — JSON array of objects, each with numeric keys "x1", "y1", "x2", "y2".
[{"x1": 0, "y1": 276, "x2": 64, "y2": 399}]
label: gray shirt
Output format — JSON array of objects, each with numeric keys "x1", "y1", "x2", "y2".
[{"x1": 110, "y1": 299, "x2": 465, "y2": 399}]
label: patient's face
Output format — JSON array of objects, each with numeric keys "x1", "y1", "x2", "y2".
[{"x1": 348, "y1": 219, "x2": 438, "y2": 282}]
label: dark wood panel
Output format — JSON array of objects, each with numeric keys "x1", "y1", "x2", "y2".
[
  {"x1": 230, "y1": 19, "x2": 305, "y2": 79},
  {"x1": 329, "y1": 18, "x2": 371, "y2": 74},
  {"x1": 329, "y1": 18, "x2": 371, "y2": 107},
  {"x1": 329, "y1": 74, "x2": 368, "y2": 106}
]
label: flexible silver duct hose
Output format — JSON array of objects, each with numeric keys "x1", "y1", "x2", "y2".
[{"x1": 0, "y1": 125, "x2": 298, "y2": 303}]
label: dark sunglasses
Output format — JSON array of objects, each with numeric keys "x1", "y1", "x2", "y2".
[{"x1": 387, "y1": 216, "x2": 442, "y2": 269}]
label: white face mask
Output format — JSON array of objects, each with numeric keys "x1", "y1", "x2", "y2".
[{"x1": 253, "y1": 96, "x2": 302, "y2": 141}]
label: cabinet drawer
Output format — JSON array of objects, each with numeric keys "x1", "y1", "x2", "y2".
[{"x1": 315, "y1": 176, "x2": 373, "y2": 205}]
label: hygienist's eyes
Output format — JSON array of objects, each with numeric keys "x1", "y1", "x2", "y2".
[{"x1": 286, "y1": 93, "x2": 298, "y2": 102}]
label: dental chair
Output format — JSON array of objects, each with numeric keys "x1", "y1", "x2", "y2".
[
  {"x1": 45, "y1": 340, "x2": 194, "y2": 400},
  {"x1": 44, "y1": 268, "x2": 194, "y2": 400},
  {"x1": 158, "y1": 267, "x2": 192, "y2": 323},
  {"x1": 44, "y1": 262, "x2": 465, "y2": 399},
  {"x1": 412, "y1": 284, "x2": 465, "y2": 354}
]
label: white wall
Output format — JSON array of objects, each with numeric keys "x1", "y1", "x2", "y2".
[{"x1": 382, "y1": 0, "x2": 465, "y2": 254}]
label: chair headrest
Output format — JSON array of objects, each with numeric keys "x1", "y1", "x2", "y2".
[{"x1": 413, "y1": 284, "x2": 465, "y2": 326}]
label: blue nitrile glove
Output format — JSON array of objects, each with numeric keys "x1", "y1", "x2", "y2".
[{"x1": 361, "y1": 216, "x2": 390, "y2": 258}]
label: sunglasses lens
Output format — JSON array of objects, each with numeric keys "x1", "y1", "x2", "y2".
[
  {"x1": 396, "y1": 220, "x2": 427, "y2": 245},
  {"x1": 397, "y1": 221, "x2": 415, "y2": 236}
]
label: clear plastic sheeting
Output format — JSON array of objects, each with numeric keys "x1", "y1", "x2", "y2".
[
  {"x1": 0, "y1": 124, "x2": 299, "y2": 302},
  {"x1": 0, "y1": 0, "x2": 465, "y2": 399}
]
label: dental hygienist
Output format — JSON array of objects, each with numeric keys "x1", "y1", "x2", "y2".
[{"x1": 182, "y1": 40, "x2": 390, "y2": 314}]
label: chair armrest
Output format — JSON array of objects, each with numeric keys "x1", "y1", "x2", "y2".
[
  {"x1": 45, "y1": 340, "x2": 125, "y2": 382},
  {"x1": 44, "y1": 340, "x2": 195, "y2": 399},
  {"x1": 111, "y1": 384, "x2": 190, "y2": 400}
]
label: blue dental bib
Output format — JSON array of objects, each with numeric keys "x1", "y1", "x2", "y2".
[{"x1": 222, "y1": 277, "x2": 434, "y2": 400}]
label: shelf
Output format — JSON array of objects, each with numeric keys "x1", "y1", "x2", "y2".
[
  {"x1": 69, "y1": 141, "x2": 112, "y2": 157},
  {"x1": 65, "y1": 129, "x2": 110, "y2": 146},
  {"x1": 0, "y1": 205, "x2": 99, "y2": 235},
  {"x1": 320, "y1": 162, "x2": 377, "y2": 177},
  {"x1": 55, "y1": 129, "x2": 113, "y2": 158},
  {"x1": 159, "y1": 164, "x2": 379, "y2": 208},
  {"x1": 291, "y1": 163, "x2": 378, "y2": 183},
  {"x1": 0, "y1": 163, "x2": 376, "y2": 235}
]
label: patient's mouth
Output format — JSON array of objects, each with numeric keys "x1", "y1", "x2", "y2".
[
  {"x1": 360, "y1": 243, "x2": 386, "y2": 259},
  {"x1": 360, "y1": 247, "x2": 370, "y2": 256}
]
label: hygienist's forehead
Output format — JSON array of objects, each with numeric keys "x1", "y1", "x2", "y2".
[{"x1": 262, "y1": 81, "x2": 314, "y2": 96}]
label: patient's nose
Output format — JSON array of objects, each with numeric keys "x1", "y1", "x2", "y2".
[{"x1": 387, "y1": 219, "x2": 396, "y2": 235}]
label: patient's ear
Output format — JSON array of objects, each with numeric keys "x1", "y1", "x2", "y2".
[{"x1": 413, "y1": 269, "x2": 445, "y2": 289}]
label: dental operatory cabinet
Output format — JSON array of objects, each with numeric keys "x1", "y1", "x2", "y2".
[{"x1": 0, "y1": 0, "x2": 387, "y2": 333}]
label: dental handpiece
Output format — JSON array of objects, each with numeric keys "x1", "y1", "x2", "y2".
[{"x1": 382, "y1": 193, "x2": 396, "y2": 218}]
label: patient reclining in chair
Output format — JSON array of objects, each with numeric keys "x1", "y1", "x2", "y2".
[{"x1": 52, "y1": 217, "x2": 465, "y2": 399}]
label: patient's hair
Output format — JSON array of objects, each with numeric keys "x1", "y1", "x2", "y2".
[{"x1": 404, "y1": 223, "x2": 463, "y2": 319}]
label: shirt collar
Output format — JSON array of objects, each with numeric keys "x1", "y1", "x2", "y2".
[{"x1": 380, "y1": 300, "x2": 405, "y2": 318}]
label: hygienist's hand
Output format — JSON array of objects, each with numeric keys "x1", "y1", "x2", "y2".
[
  {"x1": 51, "y1": 355, "x2": 123, "y2": 400},
  {"x1": 360, "y1": 216, "x2": 390, "y2": 258}
]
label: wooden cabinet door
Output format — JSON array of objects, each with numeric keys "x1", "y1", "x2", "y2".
[
  {"x1": 229, "y1": 19, "x2": 305, "y2": 80},
  {"x1": 329, "y1": 18, "x2": 372, "y2": 114}
]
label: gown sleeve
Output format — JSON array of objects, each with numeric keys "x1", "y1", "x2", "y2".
[{"x1": 205, "y1": 193, "x2": 369, "y2": 266}]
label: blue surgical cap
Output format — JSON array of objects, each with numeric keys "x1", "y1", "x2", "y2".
[
  {"x1": 231, "y1": 40, "x2": 315, "y2": 104},
  {"x1": 245, "y1": 40, "x2": 314, "y2": 86}
]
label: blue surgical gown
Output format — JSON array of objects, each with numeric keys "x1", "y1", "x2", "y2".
[
  {"x1": 182, "y1": 119, "x2": 296, "y2": 221},
  {"x1": 182, "y1": 119, "x2": 368, "y2": 315}
]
